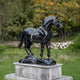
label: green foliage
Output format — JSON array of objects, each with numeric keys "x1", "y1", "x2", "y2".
[
  {"x1": 0, "y1": 0, "x2": 80, "y2": 41},
  {"x1": 0, "y1": 0, "x2": 34, "y2": 40},
  {"x1": 32, "y1": 0, "x2": 80, "y2": 40},
  {"x1": 68, "y1": 33, "x2": 80, "y2": 51}
]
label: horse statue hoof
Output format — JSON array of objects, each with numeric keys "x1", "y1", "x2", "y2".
[
  {"x1": 41, "y1": 57, "x2": 44, "y2": 61},
  {"x1": 37, "y1": 57, "x2": 56, "y2": 65},
  {"x1": 19, "y1": 55, "x2": 37, "y2": 64}
]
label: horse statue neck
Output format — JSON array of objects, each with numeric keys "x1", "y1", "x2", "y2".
[{"x1": 43, "y1": 22, "x2": 52, "y2": 32}]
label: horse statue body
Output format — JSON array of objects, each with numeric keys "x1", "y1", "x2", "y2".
[{"x1": 18, "y1": 16, "x2": 63, "y2": 64}]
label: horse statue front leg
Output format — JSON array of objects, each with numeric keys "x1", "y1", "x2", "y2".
[
  {"x1": 40, "y1": 42, "x2": 45, "y2": 60},
  {"x1": 46, "y1": 41, "x2": 52, "y2": 60}
]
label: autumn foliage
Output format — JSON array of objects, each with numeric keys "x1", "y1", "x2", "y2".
[
  {"x1": 32, "y1": 0, "x2": 80, "y2": 40},
  {"x1": 0, "y1": 0, "x2": 80, "y2": 41}
]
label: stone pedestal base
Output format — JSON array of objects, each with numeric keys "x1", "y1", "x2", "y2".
[
  {"x1": 5, "y1": 73, "x2": 73, "y2": 80},
  {"x1": 4, "y1": 62, "x2": 73, "y2": 80}
]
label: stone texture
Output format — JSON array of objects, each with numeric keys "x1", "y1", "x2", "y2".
[
  {"x1": 5, "y1": 73, "x2": 73, "y2": 80},
  {"x1": 14, "y1": 62, "x2": 63, "y2": 80},
  {"x1": 61, "y1": 76, "x2": 73, "y2": 80},
  {"x1": 4, "y1": 62, "x2": 73, "y2": 80}
]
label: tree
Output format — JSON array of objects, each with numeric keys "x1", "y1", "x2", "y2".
[
  {"x1": 0, "y1": 0, "x2": 80, "y2": 41},
  {"x1": 52, "y1": 1, "x2": 80, "y2": 40},
  {"x1": 0, "y1": 0, "x2": 5, "y2": 41},
  {"x1": 0, "y1": 0, "x2": 34, "y2": 41}
]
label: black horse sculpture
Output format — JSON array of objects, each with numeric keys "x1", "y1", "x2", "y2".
[{"x1": 18, "y1": 16, "x2": 63, "y2": 65}]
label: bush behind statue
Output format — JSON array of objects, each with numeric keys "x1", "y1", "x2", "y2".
[{"x1": 68, "y1": 33, "x2": 80, "y2": 51}]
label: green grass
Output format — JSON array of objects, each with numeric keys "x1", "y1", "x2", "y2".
[{"x1": 0, "y1": 45, "x2": 80, "y2": 80}]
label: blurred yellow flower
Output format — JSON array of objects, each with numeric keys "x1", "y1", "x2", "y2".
[
  {"x1": 53, "y1": 7, "x2": 56, "y2": 10},
  {"x1": 74, "y1": 1, "x2": 77, "y2": 4},
  {"x1": 63, "y1": 2, "x2": 67, "y2": 6},
  {"x1": 40, "y1": 0, "x2": 45, "y2": 3},
  {"x1": 50, "y1": 2, "x2": 55, "y2": 6},
  {"x1": 36, "y1": 9, "x2": 40, "y2": 13},
  {"x1": 71, "y1": 4, "x2": 75, "y2": 7}
]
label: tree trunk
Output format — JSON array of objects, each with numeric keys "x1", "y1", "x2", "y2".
[
  {"x1": 0, "y1": 2, "x2": 4, "y2": 41},
  {"x1": 64, "y1": 28, "x2": 66, "y2": 41},
  {"x1": 61, "y1": 30, "x2": 64, "y2": 41},
  {"x1": 1, "y1": 30, "x2": 3, "y2": 41},
  {"x1": 0, "y1": 17, "x2": 1, "y2": 41},
  {"x1": 59, "y1": 30, "x2": 61, "y2": 40}
]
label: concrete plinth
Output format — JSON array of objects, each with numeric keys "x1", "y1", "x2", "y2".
[
  {"x1": 5, "y1": 73, "x2": 73, "y2": 80},
  {"x1": 14, "y1": 62, "x2": 63, "y2": 80},
  {"x1": 4, "y1": 62, "x2": 73, "y2": 80}
]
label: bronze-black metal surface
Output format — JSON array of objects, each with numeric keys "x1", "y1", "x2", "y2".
[{"x1": 18, "y1": 16, "x2": 63, "y2": 65}]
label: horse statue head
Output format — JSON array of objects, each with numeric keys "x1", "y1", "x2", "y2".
[{"x1": 42, "y1": 16, "x2": 63, "y2": 31}]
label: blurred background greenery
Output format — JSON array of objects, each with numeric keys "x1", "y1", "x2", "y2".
[
  {"x1": 0, "y1": 0, "x2": 80, "y2": 41},
  {"x1": 0, "y1": 0, "x2": 80, "y2": 80}
]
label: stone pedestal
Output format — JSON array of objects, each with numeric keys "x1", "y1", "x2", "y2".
[
  {"x1": 5, "y1": 62, "x2": 73, "y2": 80},
  {"x1": 14, "y1": 62, "x2": 62, "y2": 80}
]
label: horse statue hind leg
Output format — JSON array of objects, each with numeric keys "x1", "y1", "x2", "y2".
[
  {"x1": 24, "y1": 41, "x2": 34, "y2": 56},
  {"x1": 23, "y1": 32, "x2": 34, "y2": 56},
  {"x1": 18, "y1": 31, "x2": 34, "y2": 56},
  {"x1": 18, "y1": 31, "x2": 37, "y2": 63}
]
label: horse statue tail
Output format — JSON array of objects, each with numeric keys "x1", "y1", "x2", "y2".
[{"x1": 18, "y1": 31, "x2": 24, "y2": 48}]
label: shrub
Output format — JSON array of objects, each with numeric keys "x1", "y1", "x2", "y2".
[{"x1": 68, "y1": 33, "x2": 80, "y2": 51}]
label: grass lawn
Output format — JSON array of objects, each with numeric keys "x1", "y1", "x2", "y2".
[{"x1": 0, "y1": 45, "x2": 80, "y2": 80}]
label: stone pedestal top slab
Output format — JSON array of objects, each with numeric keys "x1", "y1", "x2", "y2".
[{"x1": 14, "y1": 62, "x2": 63, "y2": 68}]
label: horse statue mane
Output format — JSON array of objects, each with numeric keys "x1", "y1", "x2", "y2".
[{"x1": 42, "y1": 16, "x2": 55, "y2": 27}]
